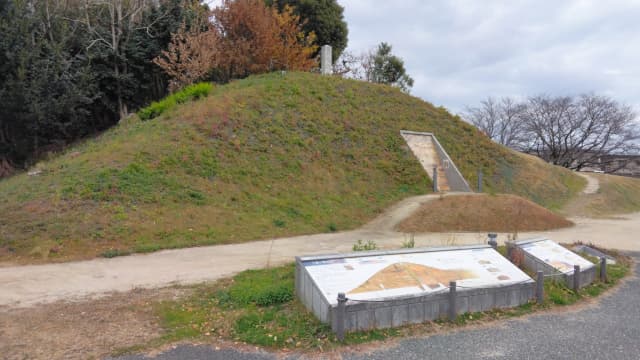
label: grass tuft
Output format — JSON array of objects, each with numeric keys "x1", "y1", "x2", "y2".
[
  {"x1": 138, "y1": 82, "x2": 214, "y2": 121},
  {"x1": 223, "y1": 265, "x2": 294, "y2": 307}
]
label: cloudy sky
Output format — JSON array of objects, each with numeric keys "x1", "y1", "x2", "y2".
[{"x1": 341, "y1": 0, "x2": 640, "y2": 114}]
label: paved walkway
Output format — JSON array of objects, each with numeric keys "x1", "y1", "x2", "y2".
[
  {"x1": 112, "y1": 253, "x2": 640, "y2": 360},
  {"x1": 2, "y1": 194, "x2": 640, "y2": 308}
]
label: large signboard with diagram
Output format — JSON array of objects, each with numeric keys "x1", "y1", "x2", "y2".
[{"x1": 300, "y1": 246, "x2": 531, "y2": 305}]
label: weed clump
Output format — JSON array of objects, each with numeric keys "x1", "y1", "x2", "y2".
[
  {"x1": 138, "y1": 82, "x2": 213, "y2": 120},
  {"x1": 352, "y1": 239, "x2": 378, "y2": 251},
  {"x1": 401, "y1": 233, "x2": 415, "y2": 248}
]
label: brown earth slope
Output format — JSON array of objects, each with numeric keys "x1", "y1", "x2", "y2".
[{"x1": 396, "y1": 194, "x2": 574, "y2": 233}]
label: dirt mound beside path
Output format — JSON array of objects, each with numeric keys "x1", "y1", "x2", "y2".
[{"x1": 397, "y1": 194, "x2": 573, "y2": 233}]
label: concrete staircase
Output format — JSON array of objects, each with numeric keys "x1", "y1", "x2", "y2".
[
  {"x1": 436, "y1": 164, "x2": 450, "y2": 191},
  {"x1": 401, "y1": 132, "x2": 449, "y2": 191},
  {"x1": 401, "y1": 130, "x2": 471, "y2": 193}
]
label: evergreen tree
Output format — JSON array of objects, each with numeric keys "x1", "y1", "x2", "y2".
[
  {"x1": 366, "y1": 42, "x2": 414, "y2": 93},
  {"x1": 267, "y1": 0, "x2": 347, "y2": 62}
]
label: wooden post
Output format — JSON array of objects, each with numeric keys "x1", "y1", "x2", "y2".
[
  {"x1": 573, "y1": 265, "x2": 581, "y2": 292},
  {"x1": 336, "y1": 293, "x2": 346, "y2": 341},
  {"x1": 505, "y1": 241, "x2": 514, "y2": 260},
  {"x1": 448, "y1": 281, "x2": 457, "y2": 321},
  {"x1": 536, "y1": 271, "x2": 544, "y2": 304},
  {"x1": 600, "y1": 257, "x2": 607, "y2": 282}
]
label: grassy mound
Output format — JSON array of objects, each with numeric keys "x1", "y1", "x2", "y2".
[
  {"x1": 563, "y1": 173, "x2": 640, "y2": 217},
  {"x1": 396, "y1": 194, "x2": 574, "y2": 233},
  {"x1": 0, "y1": 72, "x2": 583, "y2": 263}
]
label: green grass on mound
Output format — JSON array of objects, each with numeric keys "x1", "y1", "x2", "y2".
[
  {"x1": 562, "y1": 173, "x2": 640, "y2": 217},
  {"x1": 138, "y1": 82, "x2": 214, "y2": 120},
  {"x1": 0, "y1": 72, "x2": 584, "y2": 263}
]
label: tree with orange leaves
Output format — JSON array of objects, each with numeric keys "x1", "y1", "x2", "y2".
[
  {"x1": 155, "y1": 0, "x2": 317, "y2": 90},
  {"x1": 153, "y1": 25, "x2": 220, "y2": 92}
]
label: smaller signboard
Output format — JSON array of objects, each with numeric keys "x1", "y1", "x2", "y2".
[{"x1": 519, "y1": 239, "x2": 594, "y2": 274}]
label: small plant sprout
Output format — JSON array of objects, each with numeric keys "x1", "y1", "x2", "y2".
[
  {"x1": 443, "y1": 234, "x2": 458, "y2": 247},
  {"x1": 401, "y1": 233, "x2": 415, "y2": 248},
  {"x1": 352, "y1": 239, "x2": 378, "y2": 251}
]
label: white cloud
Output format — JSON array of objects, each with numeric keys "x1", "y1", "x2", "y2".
[{"x1": 340, "y1": 0, "x2": 640, "y2": 113}]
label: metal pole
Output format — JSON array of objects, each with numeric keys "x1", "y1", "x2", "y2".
[
  {"x1": 477, "y1": 170, "x2": 483, "y2": 193},
  {"x1": 448, "y1": 281, "x2": 457, "y2": 321},
  {"x1": 336, "y1": 293, "x2": 346, "y2": 341},
  {"x1": 536, "y1": 271, "x2": 544, "y2": 304},
  {"x1": 600, "y1": 257, "x2": 607, "y2": 282},
  {"x1": 573, "y1": 265, "x2": 581, "y2": 292},
  {"x1": 433, "y1": 166, "x2": 438, "y2": 193}
]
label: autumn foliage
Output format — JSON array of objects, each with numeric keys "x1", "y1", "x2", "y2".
[
  {"x1": 155, "y1": 0, "x2": 317, "y2": 91},
  {"x1": 154, "y1": 25, "x2": 220, "y2": 92}
]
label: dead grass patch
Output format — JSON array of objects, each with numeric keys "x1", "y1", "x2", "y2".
[
  {"x1": 396, "y1": 194, "x2": 573, "y2": 233},
  {"x1": 0, "y1": 287, "x2": 190, "y2": 360}
]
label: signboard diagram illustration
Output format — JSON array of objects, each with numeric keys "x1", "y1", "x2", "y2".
[
  {"x1": 510, "y1": 238, "x2": 596, "y2": 289},
  {"x1": 296, "y1": 245, "x2": 536, "y2": 331},
  {"x1": 517, "y1": 238, "x2": 594, "y2": 274},
  {"x1": 348, "y1": 262, "x2": 475, "y2": 295},
  {"x1": 300, "y1": 246, "x2": 531, "y2": 305}
]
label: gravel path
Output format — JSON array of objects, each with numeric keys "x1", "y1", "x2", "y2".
[{"x1": 110, "y1": 253, "x2": 640, "y2": 360}]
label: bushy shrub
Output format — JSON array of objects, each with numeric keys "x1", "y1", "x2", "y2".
[{"x1": 138, "y1": 82, "x2": 214, "y2": 120}]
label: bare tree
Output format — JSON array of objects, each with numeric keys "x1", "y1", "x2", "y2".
[
  {"x1": 332, "y1": 50, "x2": 365, "y2": 78},
  {"x1": 464, "y1": 97, "x2": 527, "y2": 149},
  {"x1": 332, "y1": 43, "x2": 414, "y2": 93},
  {"x1": 464, "y1": 94, "x2": 640, "y2": 172},
  {"x1": 524, "y1": 94, "x2": 639, "y2": 171}
]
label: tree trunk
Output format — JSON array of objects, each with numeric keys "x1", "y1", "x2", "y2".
[{"x1": 0, "y1": 156, "x2": 14, "y2": 178}]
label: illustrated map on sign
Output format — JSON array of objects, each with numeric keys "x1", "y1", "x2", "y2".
[
  {"x1": 520, "y1": 239, "x2": 594, "y2": 274},
  {"x1": 302, "y1": 247, "x2": 532, "y2": 305},
  {"x1": 348, "y1": 263, "x2": 476, "y2": 294}
]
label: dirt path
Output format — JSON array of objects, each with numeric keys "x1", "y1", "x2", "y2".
[
  {"x1": 1, "y1": 193, "x2": 639, "y2": 309},
  {"x1": 0, "y1": 288, "x2": 187, "y2": 360},
  {"x1": 577, "y1": 172, "x2": 600, "y2": 194}
]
